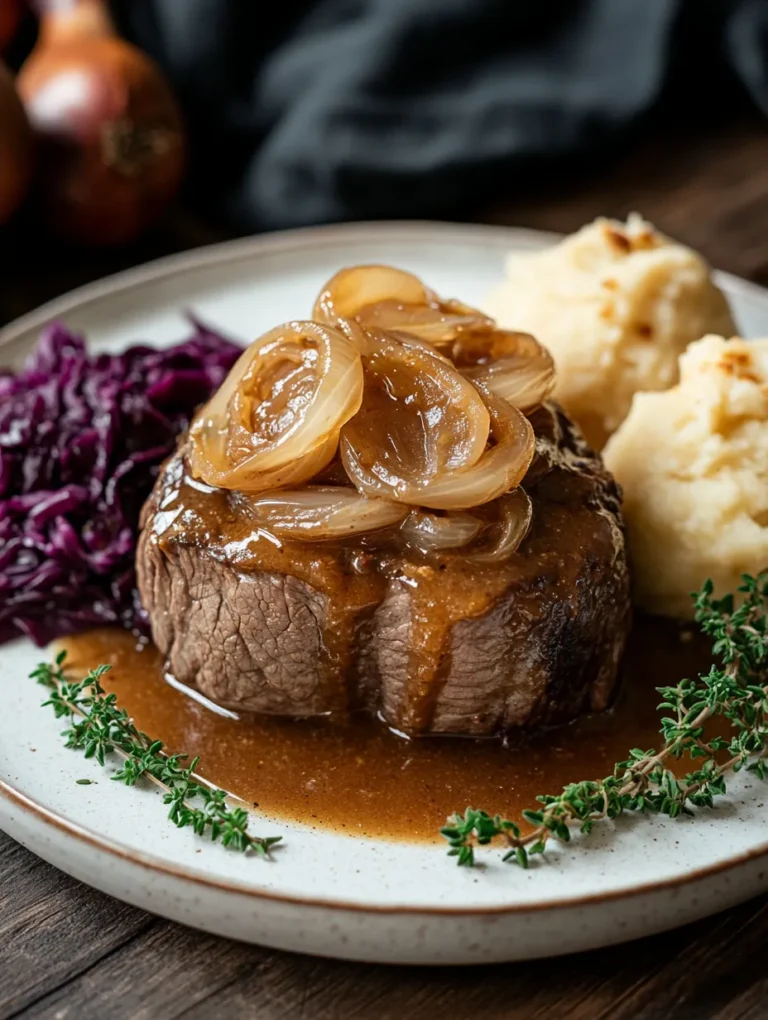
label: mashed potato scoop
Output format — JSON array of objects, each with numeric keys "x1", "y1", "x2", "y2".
[
  {"x1": 485, "y1": 215, "x2": 735, "y2": 448},
  {"x1": 604, "y1": 334, "x2": 768, "y2": 618}
]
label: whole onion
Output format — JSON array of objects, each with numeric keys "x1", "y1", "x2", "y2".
[
  {"x1": 18, "y1": 0, "x2": 185, "y2": 246},
  {"x1": 0, "y1": 59, "x2": 33, "y2": 224}
]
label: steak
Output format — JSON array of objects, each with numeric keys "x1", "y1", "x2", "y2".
[{"x1": 137, "y1": 403, "x2": 630, "y2": 736}]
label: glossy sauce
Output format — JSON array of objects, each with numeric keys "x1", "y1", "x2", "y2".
[
  {"x1": 60, "y1": 615, "x2": 710, "y2": 844},
  {"x1": 146, "y1": 402, "x2": 625, "y2": 735}
]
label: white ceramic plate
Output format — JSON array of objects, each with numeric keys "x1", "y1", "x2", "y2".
[{"x1": 1, "y1": 222, "x2": 768, "y2": 966}]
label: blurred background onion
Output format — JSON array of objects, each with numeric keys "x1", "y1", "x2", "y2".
[
  {"x1": 16, "y1": 0, "x2": 185, "y2": 246},
  {"x1": 0, "y1": 1, "x2": 766, "y2": 261}
]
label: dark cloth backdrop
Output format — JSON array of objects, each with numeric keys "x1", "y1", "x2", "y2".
[{"x1": 111, "y1": 0, "x2": 768, "y2": 231}]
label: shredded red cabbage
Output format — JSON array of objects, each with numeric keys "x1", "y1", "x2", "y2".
[{"x1": 0, "y1": 318, "x2": 242, "y2": 646}]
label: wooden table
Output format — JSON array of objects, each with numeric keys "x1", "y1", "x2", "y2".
[{"x1": 3, "y1": 118, "x2": 768, "y2": 1020}]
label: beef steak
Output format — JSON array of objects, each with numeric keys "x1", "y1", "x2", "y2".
[{"x1": 137, "y1": 403, "x2": 630, "y2": 736}]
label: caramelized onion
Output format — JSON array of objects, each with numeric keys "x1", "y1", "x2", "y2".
[
  {"x1": 340, "y1": 336, "x2": 492, "y2": 507},
  {"x1": 400, "y1": 510, "x2": 482, "y2": 554},
  {"x1": 468, "y1": 488, "x2": 533, "y2": 562},
  {"x1": 315, "y1": 265, "x2": 428, "y2": 322},
  {"x1": 341, "y1": 320, "x2": 456, "y2": 367},
  {"x1": 400, "y1": 390, "x2": 535, "y2": 509},
  {"x1": 343, "y1": 368, "x2": 534, "y2": 510},
  {"x1": 315, "y1": 265, "x2": 493, "y2": 346},
  {"x1": 189, "y1": 321, "x2": 364, "y2": 493},
  {"x1": 454, "y1": 331, "x2": 555, "y2": 413},
  {"x1": 237, "y1": 487, "x2": 407, "y2": 540}
]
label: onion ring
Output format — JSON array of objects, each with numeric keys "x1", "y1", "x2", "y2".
[
  {"x1": 314, "y1": 265, "x2": 493, "y2": 346},
  {"x1": 467, "y1": 488, "x2": 533, "y2": 562},
  {"x1": 236, "y1": 486, "x2": 407, "y2": 540},
  {"x1": 454, "y1": 330, "x2": 555, "y2": 413},
  {"x1": 339, "y1": 335, "x2": 492, "y2": 507},
  {"x1": 188, "y1": 321, "x2": 363, "y2": 492},
  {"x1": 343, "y1": 378, "x2": 534, "y2": 510},
  {"x1": 400, "y1": 510, "x2": 482, "y2": 554}
]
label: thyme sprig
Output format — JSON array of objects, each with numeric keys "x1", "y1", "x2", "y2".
[
  {"x1": 442, "y1": 574, "x2": 768, "y2": 867},
  {"x1": 34, "y1": 652, "x2": 281, "y2": 857}
]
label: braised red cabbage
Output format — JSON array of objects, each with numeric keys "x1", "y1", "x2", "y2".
[{"x1": 0, "y1": 318, "x2": 242, "y2": 645}]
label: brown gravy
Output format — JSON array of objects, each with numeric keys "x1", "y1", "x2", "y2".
[
  {"x1": 59, "y1": 615, "x2": 710, "y2": 844},
  {"x1": 144, "y1": 404, "x2": 627, "y2": 736}
]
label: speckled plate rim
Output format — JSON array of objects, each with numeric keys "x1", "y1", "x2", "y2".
[
  {"x1": 4, "y1": 775, "x2": 768, "y2": 916},
  {"x1": 1, "y1": 219, "x2": 767, "y2": 926}
]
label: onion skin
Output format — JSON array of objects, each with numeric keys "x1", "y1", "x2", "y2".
[
  {"x1": 18, "y1": 0, "x2": 185, "y2": 245},
  {"x1": 0, "y1": 60, "x2": 33, "y2": 224}
]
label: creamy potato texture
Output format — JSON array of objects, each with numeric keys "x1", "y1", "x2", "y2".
[
  {"x1": 604, "y1": 335, "x2": 768, "y2": 619},
  {"x1": 484, "y1": 215, "x2": 735, "y2": 448}
]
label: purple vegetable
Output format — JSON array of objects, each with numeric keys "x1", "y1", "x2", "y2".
[{"x1": 0, "y1": 317, "x2": 242, "y2": 645}]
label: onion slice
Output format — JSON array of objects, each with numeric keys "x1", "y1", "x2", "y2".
[
  {"x1": 329, "y1": 319, "x2": 455, "y2": 368},
  {"x1": 236, "y1": 486, "x2": 407, "y2": 540},
  {"x1": 468, "y1": 488, "x2": 533, "y2": 562},
  {"x1": 340, "y1": 336, "x2": 492, "y2": 506},
  {"x1": 454, "y1": 331, "x2": 555, "y2": 413},
  {"x1": 400, "y1": 510, "x2": 482, "y2": 554},
  {"x1": 314, "y1": 265, "x2": 430, "y2": 322},
  {"x1": 188, "y1": 321, "x2": 363, "y2": 492},
  {"x1": 343, "y1": 381, "x2": 534, "y2": 510},
  {"x1": 314, "y1": 265, "x2": 494, "y2": 346}
]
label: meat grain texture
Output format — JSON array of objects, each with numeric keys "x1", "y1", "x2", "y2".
[{"x1": 138, "y1": 405, "x2": 631, "y2": 737}]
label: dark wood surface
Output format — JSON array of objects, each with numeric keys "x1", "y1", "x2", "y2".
[{"x1": 3, "y1": 118, "x2": 768, "y2": 1019}]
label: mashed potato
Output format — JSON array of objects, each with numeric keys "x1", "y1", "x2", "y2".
[
  {"x1": 485, "y1": 215, "x2": 735, "y2": 448},
  {"x1": 604, "y1": 335, "x2": 768, "y2": 618}
]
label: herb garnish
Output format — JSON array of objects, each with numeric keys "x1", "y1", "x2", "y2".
[
  {"x1": 32, "y1": 575, "x2": 768, "y2": 868},
  {"x1": 441, "y1": 574, "x2": 768, "y2": 866},
  {"x1": 34, "y1": 652, "x2": 281, "y2": 857}
]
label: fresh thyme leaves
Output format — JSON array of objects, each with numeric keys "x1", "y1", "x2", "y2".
[
  {"x1": 442, "y1": 574, "x2": 768, "y2": 867},
  {"x1": 34, "y1": 651, "x2": 281, "y2": 857},
  {"x1": 31, "y1": 573, "x2": 768, "y2": 870}
]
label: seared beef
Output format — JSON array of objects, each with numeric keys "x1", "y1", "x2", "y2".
[{"x1": 137, "y1": 404, "x2": 630, "y2": 736}]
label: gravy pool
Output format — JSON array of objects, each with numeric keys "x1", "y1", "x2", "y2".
[{"x1": 60, "y1": 615, "x2": 708, "y2": 844}]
